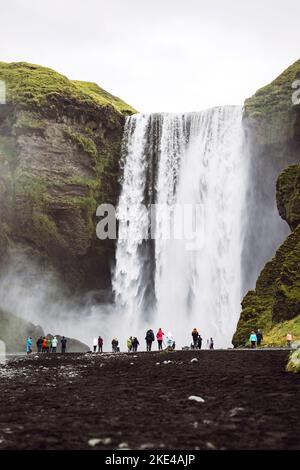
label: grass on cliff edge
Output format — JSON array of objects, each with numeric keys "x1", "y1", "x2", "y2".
[
  {"x1": 244, "y1": 58, "x2": 300, "y2": 119},
  {"x1": 263, "y1": 315, "x2": 300, "y2": 347},
  {"x1": 0, "y1": 61, "x2": 136, "y2": 115}
]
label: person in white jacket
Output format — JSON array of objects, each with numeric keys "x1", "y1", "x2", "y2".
[
  {"x1": 51, "y1": 336, "x2": 58, "y2": 353},
  {"x1": 93, "y1": 338, "x2": 98, "y2": 353}
]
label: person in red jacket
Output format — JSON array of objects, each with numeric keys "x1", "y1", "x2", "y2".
[
  {"x1": 98, "y1": 336, "x2": 103, "y2": 353},
  {"x1": 156, "y1": 328, "x2": 164, "y2": 351},
  {"x1": 42, "y1": 337, "x2": 47, "y2": 353}
]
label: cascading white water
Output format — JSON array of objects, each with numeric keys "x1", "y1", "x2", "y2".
[{"x1": 113, "y1": 106, "x2": 248, "y2": 348}]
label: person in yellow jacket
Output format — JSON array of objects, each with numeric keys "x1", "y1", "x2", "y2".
[{"x1": 127, "y1": 336, "x2": 133, "y2": 352}]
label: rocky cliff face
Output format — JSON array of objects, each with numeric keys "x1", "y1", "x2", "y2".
[
  {"x1": 234, "y1": 60, "x2": 300, "y2": 346},
  {"x1": 0, "y1": 62, "x2": 136, "y2": 297},
  {"x1": 241, "y1": 59, "x2": 300, "y2": 292}
]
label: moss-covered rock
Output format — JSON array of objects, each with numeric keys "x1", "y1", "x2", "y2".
[
  {"x1": 0, "y1": 61, "x2": 136, "y2": 293},
  {"x1": 286, "y1": 349, "x2": 300, "y2": 373},
  {"x1": 276, "y1": 164, "x2": 300, "y2": 230},
  {"x1": 233, "y1": 223, "x2": 300, "y2": 346}
]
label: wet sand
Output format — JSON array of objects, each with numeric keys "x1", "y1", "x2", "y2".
[{"x1": 0, "y1": 350, "x2": 299, "y2": 450}]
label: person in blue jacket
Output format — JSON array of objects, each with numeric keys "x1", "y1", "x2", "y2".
[
  {"x1": 249, "y1": 331, "x2": 257, "y2": 348},
  {"x1": 26, "y1": 337, "x2": 32, "y2": 354}
]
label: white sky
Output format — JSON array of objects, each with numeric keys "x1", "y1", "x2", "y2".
[{"x1": 1, "y1": 0, "x2": 299, "y2": 112}]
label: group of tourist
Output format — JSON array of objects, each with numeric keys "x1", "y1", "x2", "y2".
[
  {"x1": 93, "y1": 336, "x2": 103, "y2": 353},
  {"x1": 25, "y1": 327, "x2": 295, "y2": 355},
  {"x1": 249, "y1": 330, "x2": 294, "y2": 348},
  {"x1": 26, "y1": 336, "x2": 67, "y2": 354},
  {"x1": 191, "y1": 328, "x2": 214, "y2": 349}
]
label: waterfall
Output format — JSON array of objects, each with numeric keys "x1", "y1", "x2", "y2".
[{"x1": 113, "y1": 106, "x2": 248, "y2": 348}]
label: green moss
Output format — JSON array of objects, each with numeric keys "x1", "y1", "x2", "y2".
[
  {"x1": 0, "y1": 136, "x2": 18, "y2": 167},
  {"x1": 64, "y1": 128, "x2": 97, "y2": 159},
  {"x1": 21, "y1": 177, "x2": 47, "y2": 209},
  {"x1": 0, "y1": 61, "x2": 136, "y2": 115},
  {"x1": 245, "y1": 59, "x2": 300, "y2": 120},
  {"x1": 72, "y1": 80, "x2": 137, "y2": 115},
  {"x1": 276, "y1": 164, "x2": 300, "y2": 230},
  {"x1": 32, "y1": 213, "x2": 65, "y2": 248},
  {"x1": 264, "y1": 315, "x2": 300, "y2": 347},
  {"x1": 286, "y1": 349, "x2": 300, "y2": 373},
  {"x1": 13, "y1": 111, "x2": 46, "y2": 132}
]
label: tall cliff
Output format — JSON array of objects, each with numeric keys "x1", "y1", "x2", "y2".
[
  {"x1": 242, "y1": 59, "x2": 300, "y2": 292},
  {"x1": 0, "y1": 62, "x2": 136, "y2": 297},
  {"x1": 234, "y1": 59, "x2": 300, "y2": 346}
]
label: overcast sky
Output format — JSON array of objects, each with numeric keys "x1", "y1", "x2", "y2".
[{"x1": 1, "y1": 0, "x2": 299, "y2": 112}]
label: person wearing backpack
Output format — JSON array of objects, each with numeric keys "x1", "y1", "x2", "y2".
[
  {"x1": 145, "y1": 329, "x2": 155, "y2": 351},
  {"x1": 156, "y1": 328, "x2": 164, "y2": 350}
]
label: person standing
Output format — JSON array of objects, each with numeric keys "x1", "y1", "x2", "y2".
[
  {"x1": 192, "y1": 328, "x2": 199, "y2": 349},
  {"x1": 156, "y1": 328, "x2": 164, "y2": 351},
  {"x1": 132, "y1": 337, "x2": 139, "y2": 352},
  {"x1": 112, "y1": 338, "x2": 119, "y2": 352},
  {"x1": 146, "y1": 329, "x2": 155, "y2": 351},
  {"x1": 249, "y1": 331, "x2": 257, "y2": 348},
  {"x1": 42, "y1": 337, "x2": 48, "y2": 353},
  {"x1": 36, "y1": 336, "x2": 43, "y2": 353},
  {"x1": 287, "y1": 332, "x2": 293, "y2": 348},
  {"x1": 98, "y1": 336, "x2": 103, "y2": 353},
  {"x1": 206, "y1": 339, "x2": 210, "y2": 349},
  {"x1": 209, "y1": 338, "x2": 214, "y2": 350},
  {"x1": 197, "y1": 335, "x2": 203, "y2": 350},
  {"x1": 51, "y1": 336, "x2": 58, "y2": 353},
  {"x1": 47, "y1": 337, "x2": 52, "y2": 353},
  {"x1": 256, "y1": 329, "x2": 263, "y2": 347},
  {"x1": 127, "y1": 336, "x2": 133, "y2": 352},
  {"x1": 93, "y1": 338, "x2": 98, "y2": 353},
  {"x1": 26, "y1": 337, "x2": 32, "y2": 355},
  {"x1": 61, "y1": 336, "x2": 67, "y2": 354}
]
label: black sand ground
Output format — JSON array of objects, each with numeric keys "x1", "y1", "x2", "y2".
[{"x1": 0, "y1": 350, "x2": 299, "y2": 450}]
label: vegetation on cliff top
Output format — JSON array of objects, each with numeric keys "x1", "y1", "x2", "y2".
[
  {"x1": 0, "y1": 61, "x2": 136, "y2": 115},
  {"x1": 244, "y1": 58, "x2": 300, "y2": 120}
]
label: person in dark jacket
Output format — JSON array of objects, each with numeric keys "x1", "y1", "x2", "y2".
[
  {"x1": 112, "y1": 338, "x2": 119, "y2": 352},
  {"x1": 61, "y1": 336, "x2": 67, "y2": 353},
  {"x1": 209, "y1": 338, "x2": 214, "y2": 350},
  {"x1": 192, "y1": 328, "x2": 199, "y2": 349},
  {"x1": 36, "y1": 336, "x2": 43, "y2": 353},
  {"x1": 256, "y1": 329, "x2": 263, "y2": 347},
  {"x1": 98, "y1": 336, "x2": 103, "y2": 353},
  {"x1": 197, "y1": 335, "x2": 203, "y2": 350},
  {"x1": 132, "y1": 337, "x2": 139, "y2": 352},
  {"x1": 145, "y1": 329, "x2": 155, "y2": 351}
]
